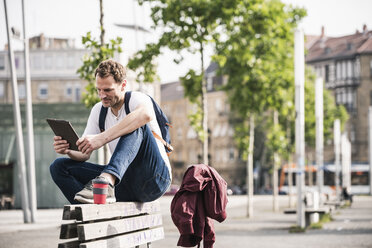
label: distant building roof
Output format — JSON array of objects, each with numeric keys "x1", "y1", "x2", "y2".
[
  {"x1": 161, "y1": 81, "x2": 185, "y2": 101},
  {"x1": 306, "y1": 25, "x2": 372, "y2": 63}
]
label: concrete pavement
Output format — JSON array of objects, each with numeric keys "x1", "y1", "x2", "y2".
[{"x1": 0, "y1": 195, "x2": 371, "y2": 248}]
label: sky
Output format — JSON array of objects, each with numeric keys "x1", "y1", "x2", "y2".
[{"x1": 1, "y1": 0, "x2": 372, "y2": 83}]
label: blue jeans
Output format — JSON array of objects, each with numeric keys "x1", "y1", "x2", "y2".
[{"x1": 50, "y1": 124, "x2": 171, "y2": 204}]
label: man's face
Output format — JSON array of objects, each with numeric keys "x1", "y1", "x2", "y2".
[{"x1": 96, "y1": 75, "x2": 126, "y2": 108}]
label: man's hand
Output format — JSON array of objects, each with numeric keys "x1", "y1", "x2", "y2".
[
  {"x1": 77, "y1": 134, "x2": 105, "y2": 155},
  {"x1": 53, "y1": 136, "x2": 70, "y2": 155}
]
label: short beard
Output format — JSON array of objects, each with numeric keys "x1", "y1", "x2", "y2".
[{"x1": 111, "y1": 95, "x2": 123, "y2": 109}]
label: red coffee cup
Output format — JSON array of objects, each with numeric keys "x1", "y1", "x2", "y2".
[{"x1": 92, "y1": 178, "x2": 109, "y2": 204}]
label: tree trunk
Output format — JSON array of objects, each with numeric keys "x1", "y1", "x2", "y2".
[
  {"x1": 200, "y1": 44, "x2": 208, "y2": 165},
  {"x1": 288, "y1": 156, "x2": 295, "y2": 208},
  {"x1": 287, "y1": 119, "x2": 295, "y2": 208},
  {"x1": 273, "y1": 111, "x2": 279, "y2": 212},
  {"x1": 99, "y1": 0, "x2": 108, "y2": 162},
  {"x1": 99, "y1": 0, "x2": 105, "y2": 45},
  {"x1": 247, "y1": 115, "x2": 254, "y2": 217}
]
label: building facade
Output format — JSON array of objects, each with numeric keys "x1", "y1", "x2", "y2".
[
  {"x1": 306, "y1": 25, "x2": 372, "y2": 163},
  {"x1": 0, "y1": 34, "x2": 87, "y2": 104}
]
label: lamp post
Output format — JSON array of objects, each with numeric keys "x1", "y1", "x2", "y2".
[
  {"x1": 3, "y1": 0, "x2": 31, "y2": 223},
  {"x1": 315, "y1": 77, "x2": 324, "y2": 203},
  {"x1": 22, "y1": 0, "x2": 37, "y2": 222},
  {"x1": 294, "y1": 29, "x2": 305, "y2": 228}
]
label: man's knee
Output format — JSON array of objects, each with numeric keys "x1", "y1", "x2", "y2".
[{"x1": 49, "y1": 157, "x2": 70, "y2": 179}]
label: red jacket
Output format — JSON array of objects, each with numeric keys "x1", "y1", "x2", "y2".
[{"x1": 171, "y1": 164, "x2": 228, "y2": 247}]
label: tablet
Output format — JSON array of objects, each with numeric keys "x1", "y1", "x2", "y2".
[{"x1": 46, "y1": 118, "x2": 80, "y2": 151}]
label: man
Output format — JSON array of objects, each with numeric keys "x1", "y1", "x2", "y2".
[{"x1": 50, "y1": 59, "x2": 171, "y2": 204}]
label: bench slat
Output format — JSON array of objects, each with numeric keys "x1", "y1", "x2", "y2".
[
  {"x1": 58, "y1": 240, "x2": 80, "y2": 248},
  {"x1": 62, "y1": 201, "x2": 161, "y2": 221},
  {"x1": 79, "y1": 226, "x2": 164, "y2": 248},
  {"x1": 78, "y1": 213, "x2": 163, "y2": 241}
]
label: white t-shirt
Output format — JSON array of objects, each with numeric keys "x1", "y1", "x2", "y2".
[{"x1": 83, "y1": 91, "x2": 171, "y2": 177}]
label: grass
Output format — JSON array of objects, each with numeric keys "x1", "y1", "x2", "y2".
[
  {"x1": 289, "y1": 225, "x2": 306, "y2": 233},
  {"x1": 290, "y1": 213, "x2": 334, "y2": 232},
  {"x1": 340, "y1": 201, "x2": 351, "y2": 209},
  {"x1": 308, "y1": 213, "x2": 333, "y2": 229},
  {"x1": 308, "y1": 222, "x2": 323, "y2": 229},
  {"x1": 319, "y1": 213, "x2": 333, "y2": 223}
]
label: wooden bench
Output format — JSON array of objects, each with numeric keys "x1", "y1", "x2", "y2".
[{"x1": 58, "y1": 201, "x2": 164, "y2": 248}]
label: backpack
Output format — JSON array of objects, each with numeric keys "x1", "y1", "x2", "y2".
[{"x1": 98, "y1": 91, "x2": 173, "y2": 155}]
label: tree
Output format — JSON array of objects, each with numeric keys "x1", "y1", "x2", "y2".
[
  {"x1": 213, "y1": 0, "x2": 306, "y2": 217},
  {"x1": 127, "y1": 0, "x2": 239, "y2": 165}
]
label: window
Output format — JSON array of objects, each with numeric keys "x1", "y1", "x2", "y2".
[
  {"x1": 45, "y1": 55, "x2": 53, "y2": 69},
  {"x1": 15, "y1": 56, "x2": 20, "y2": 69},
  {"x1": 0, "y1": 82, "x2": 4, "y2": 98},
  {"x1": 336, "y1": 90, "x2": 340, "y2": 104},
  {"x1": 215, "y1": 98, "x2": 222, "y2": 112},
  {"x1": 0, "y1": 56, "x2": 5, "y2": 70},
  {"x1": 355, "y1": 59, "x2": 361, "y2": 77},
  {"x1": 65, "y1": 84, "x2": 72, "y2": 98},
  {"x1": 31, "y1": 55, "x2": 42, "y2": 69},
  {"x1": 38, "y1": 83, "x2": 48, "y2": 99},
  {"x1": 187, "y1": 127, "x2": 197, "y2": 139},
  {"x1": 229, "y1": 148, "x2": 235, "y2": 161},
  {"x1": 325, "y1": 65, "x2": 329, "y2": 82},
  {"x1": 176, "y1": 127, "x2": 182, "y2": 140},
  {"x1": 75, "y1": 85, "x2": 81, "y2": 102},
  {"x1": 347, "y1": 61, "x2": 352, "y2": 78},
  {"x1": 67, "y1": 54, "x2": 75, "y2": 69},
  {"x1": 342, "y1": 61, "x2": 346, "y2": 78},
  {"x1": 350, "y1": 125, "x2": 355, "y2": 142},
  {"x1": 18, "y1": 84, "x2": 26, "y2": 99},
  {"x1": 336, "y1": 62, "x2": 341, "y2": 79},
  {"x1": 56, "y1": 55, "x2": 64, "y2": 69}
]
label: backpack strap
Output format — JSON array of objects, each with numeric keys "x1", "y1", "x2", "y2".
[
  {"x1": 98, "y1": 106, "x2": 108, "y2": 132},
  {"x1": 152, "y1": 131, "x2": 174, "y2": 155},
  {"x1": 124, "y1": 91, "x2": 132, "y2": 115}
]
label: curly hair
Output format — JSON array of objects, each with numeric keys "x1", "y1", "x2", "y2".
[{"x1": 95, "y1": 59, "x2": 126, "y2": 83}]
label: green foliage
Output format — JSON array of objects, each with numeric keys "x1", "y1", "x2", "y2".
[
  {"x1": 127, "y1": 43, "x2": 161, "y2": 83},
  {"x1": 215, "y1": 0, "x2": 306, "y2": 116},
  {"x1": 266, "y1": 118, "x2": 288, "y2": 158},
  {"x1": 77, "y1": 32, "x2": 123, "y2": 108}
]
